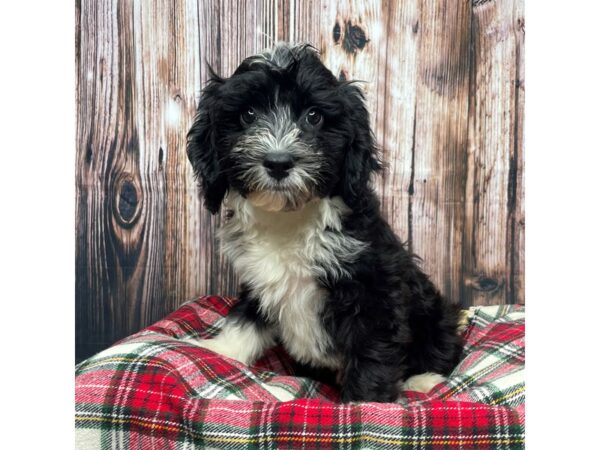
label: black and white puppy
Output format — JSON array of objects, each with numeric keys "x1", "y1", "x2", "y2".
[{"x1": 186, "y1": 43, "x2": 463, "y2": 402}]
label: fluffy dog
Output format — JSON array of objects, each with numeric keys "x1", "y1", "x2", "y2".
[{"x1": 186, "y1": 43, "x2": 463, "y2": 402}]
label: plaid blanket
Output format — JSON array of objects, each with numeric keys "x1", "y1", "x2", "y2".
[{"x1": 75, "y1": 296, "x2": 524, "y2": 449}]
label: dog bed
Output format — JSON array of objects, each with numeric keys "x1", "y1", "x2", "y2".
[{"x1": 75, "y1": 296, "x2": 524, "y2": 449}]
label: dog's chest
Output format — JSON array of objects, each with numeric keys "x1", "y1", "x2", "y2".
[{"x1": 220, "y1": 195, "x2": 362, "y2": 369}]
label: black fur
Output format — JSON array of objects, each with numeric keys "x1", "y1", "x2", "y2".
[
  {"x1": 322, "y1": 199, "x2": 463, "y2": 401},
  {"x1": 186, "y1": 67, "x2": 229, "y2": 213},
  {"x1": 187, "y1": 44, "x2": 463, "y2": 402}
]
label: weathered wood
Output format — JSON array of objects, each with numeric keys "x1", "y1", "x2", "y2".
[
  {"x1": 77, "y1": 0, "x2": 143, "y2": 360},
  {"x1": 409, "y1": 0, "x2": 472, "y2": 305},
  {"x1": 76, "y1": 0, "x2": 272, "y2": 361},
  {"x1": 462, "y1": 0, "x2": 525, "y2": 305},
  {"x1": 76, "y1": 0, "x2": 525, "y2": 361},
  {"x1": 377, "y1": 0, "x2": 420, "y2": 256},
  {"x1": 290, "y1": 0, "x2": 321, "y2": 45}
]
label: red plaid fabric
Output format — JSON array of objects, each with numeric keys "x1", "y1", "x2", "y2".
[{"x1": 76, "y1": 296, "x2": 524, "y2": 449}]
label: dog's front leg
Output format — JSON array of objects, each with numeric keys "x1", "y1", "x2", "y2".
[
  {"x1": 330, "y1": 282, "x2": 409, "y2": 403},
  {"x1": 185, "y1": 290, "x2": 274, "y2": 366}
]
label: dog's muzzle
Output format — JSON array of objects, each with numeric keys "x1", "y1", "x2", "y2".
[{"x1": 263, "y1": 152, "x2": 295, "y2": 180}]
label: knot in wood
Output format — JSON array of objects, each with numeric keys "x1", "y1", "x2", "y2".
[
  {"x1": 114, "y1": 175, "x2": 141, "y2": 227},
  {"x1": 333, "y1": 22, "x2": 341, "y2": 44},
  {"x1": 342, "y1": 21, "x2": 369, "y2": 54},
  {"x1": 473, "y1": 275, "x2": 500, "y2": 292}
]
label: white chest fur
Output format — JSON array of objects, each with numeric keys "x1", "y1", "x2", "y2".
[{"x1": 219, "y1": 192, "x2": 365, "y2": 369}]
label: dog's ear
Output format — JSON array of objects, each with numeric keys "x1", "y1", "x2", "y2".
[
  {"x1": 338, "y1": 83, "x2": 382, "y2": 209},
  {"x1": 187, "y1": 71, "x2": 228, "y2": 214}
]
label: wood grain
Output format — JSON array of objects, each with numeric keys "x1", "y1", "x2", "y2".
[
  {"x1": 462, "y1": 0, "x2": 525, "y2": 305},
  {"x1": 76, "y1": 0, "x2": 525, "y2": 361},
  {"x1": 410, "y1": 0, "x2": 472, "y2": 304}
]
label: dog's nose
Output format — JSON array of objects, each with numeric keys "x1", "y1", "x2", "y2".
[{"x1": 263, "y1": 153, "x2": 295, "y2": 180}]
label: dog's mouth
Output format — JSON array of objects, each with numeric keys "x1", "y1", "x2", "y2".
[{"x1": 246, "y1": 187, "x2": 314, "y2": 212}]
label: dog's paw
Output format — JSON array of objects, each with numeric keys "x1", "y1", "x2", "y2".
[{"x1": 402, "y1": 372, "x2": 446, "y2": 393}]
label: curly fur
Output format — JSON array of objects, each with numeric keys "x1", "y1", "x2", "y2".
[{"x1": 186, "y1": 43, "x2": 463, "y2": 402}]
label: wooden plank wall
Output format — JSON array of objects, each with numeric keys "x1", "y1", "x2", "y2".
[{"x1": 76, "y1": 0, "x2": 524, "y2": 361}]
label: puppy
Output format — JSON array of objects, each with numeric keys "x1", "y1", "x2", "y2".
[{"x1": 186, "y1": 43, "x2": 463, "y2": 402}]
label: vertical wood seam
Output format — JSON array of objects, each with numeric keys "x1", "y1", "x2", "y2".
[
  {"x1": 407, "y1": 102, "x2": 417, "y2": 253},
  {"x1": 507, "y1": 19, "x2": 522, "y2": 305},
  {"x1": 460, "y1": 0, "x2": 477, "y2": 307}
]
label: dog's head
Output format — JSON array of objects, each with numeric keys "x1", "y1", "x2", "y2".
[{"x1": 187, "y1": 43, "x2": 380, "y2": 213}]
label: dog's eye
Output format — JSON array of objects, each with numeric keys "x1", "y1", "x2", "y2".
[
  {"x1": 305, "y1": 109, "x2": 323, "y2": 127},
  {"x1": 240, "y1": 108, "x2": 256, "y2": 125}
]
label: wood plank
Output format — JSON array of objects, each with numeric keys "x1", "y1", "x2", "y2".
[
  {"x1": 410, "y1": 0, "x2": 472, "y2": 304},
  {"x1": 277, "y1": 0, "x2": 291, "y2": 42},
  {"x1": 462, "y1": 0, "x2": 525, "y2": 305},
  {"x1": 133, "y1": 0, "x2": 201, "y2": 316},
  {"x1": 77, "y1": 0, "x2": 167, "y2": 359},
  {"x1": 511, "y1": 0, "x2": 525, "y2": 305},
  {"x1": 377, "y1": 1, "x2": 420, "y2": 250}
]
